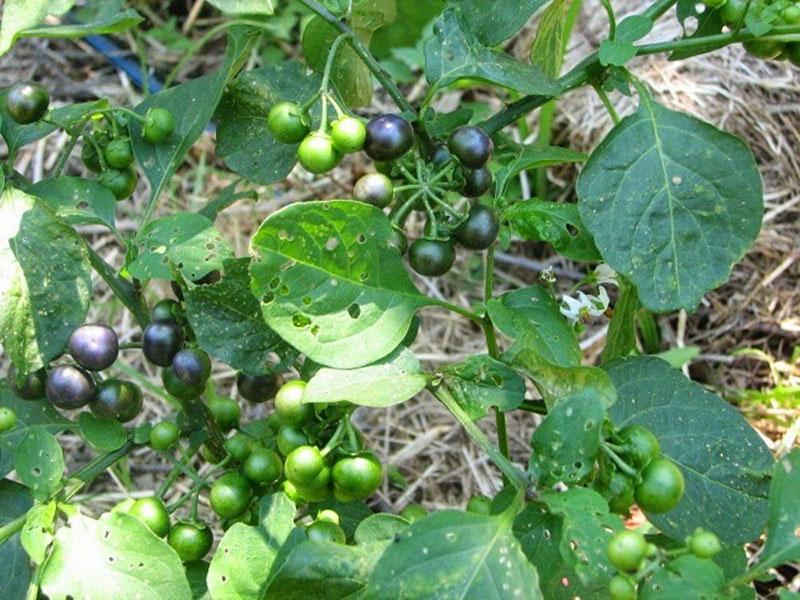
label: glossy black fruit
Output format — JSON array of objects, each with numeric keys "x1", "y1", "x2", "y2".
[
  {"x1": 461, "y1": 166, "x2": 493, "y2": 197},
  {"x1": 430, "y1": 143, "x2": 451, "y2": 168},
  {"x1": 162, "y1": 367, "x2": 204, "y2": 400},
  {"x1": 90, "y1": 379, "x2": 143, "y2": 422},
  {"x1": 46, "y1": 365, "x2": 96, "y2": 409},
  {"x1": 408, "y1": 238, "x2": 456, "y2": 277},
  {"x1": 353, "y1": 173, "x2": 394, "y2": 208},
  {"x1": 236, "y1": 372, "x2": 279, "y2": 403},
  {"x1": 68, "y1": 324, "x2": 119, "y2": 371},
  {"x1": 7, "y1": 365, "x2": 46, "y2": 400},
  {"x1": 5, "y1": 82, "x2": 50, "y2": 124},
  {"x1": 364, "y1": 114, "x2": 414, "y2": 161},
  {"x1": 143, "y1": 321, "x2": 184, "y2": 367},
  {"x1": 151, "y1": 298, "x2": 183, "y2": 323},
  {"x1": 453, "y1": 205, "x2": 499, "y2": 250},
  {"x1": 448, "y1": 126, "x2": 493, "y2": 168},
  {"x1": 171, "y1": 348, "x2": 211, "y2": 387}
]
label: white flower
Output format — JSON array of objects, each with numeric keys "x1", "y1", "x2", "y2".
[
  {"x1": 593, "y1": 264, "x2": 618, "y2": 287},
  {"x1": 560, "y1": 286, "x2": 610, "y2": 324}
]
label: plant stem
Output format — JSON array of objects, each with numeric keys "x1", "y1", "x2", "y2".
[
  {"x1": 52, "y1": 133, "x2": 80, "y2": 178},
  {"x1": 430, "y1": 298, "x2": 484, "y2": 324},
  {"x1": 0, "y1": 514, "x2": 26, "y2": 545},
  {"x1": 599, "y1": 0, "x2": 617, "y2": 41},
  {"x1": 594, "y1": 85, "x2": 621, "y2": 124},
  {"x1": 317, "y1": 33, "x2": 351, "y2": 131},
  {"x1": 601, "y1": 442, "x2": 640, "y2": 480},
  {"x1": 85, "y1": 244, "x2": 150, "y2": 328},
  {"x1": 519, "y1": 399, "x2": 548, "y2": 415}
]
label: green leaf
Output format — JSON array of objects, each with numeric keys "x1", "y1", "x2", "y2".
[
  {"x1": 576, "y1": 93, "x2": 763, "y2": 312},
  {"x1": 639, "y1": 554, "x2": 726, "y2": 599},
  {"x1": 184, "y1": 258, "x2": 282, "y2": 375},
  {"x1": 0, "y1": 382, "x2": 70, "y2": 478},
  {"x1": 367, "y1": 510, "x2": 542, "y2": 599},
  {"x1": 0, "y1": 480, "x2": 33, "y2": 600},
  {"x1": 424, "y1": 9, "x2": 559, "y2": 97},
  {"x1": 0, "y1": 188, "x2": 92, "y2": 374},
  {"x1": 754, "y1": 448, "x2": 800, "y2": 573},
  {"x1": 370, "y1": 0, "x2": 446, "y2": 58},
  {"x1": 310, "y1": 499, "x2": 373, "y2": 540},
  {"x1": 487, "y1": 285, "x2": 581, "y2": 367},
  {"x1": 529, "y1": 389, "x2": 606, "y2": 486},
  {"x1": 496, "y1": 146, "x2": 588, "y2": 196},
  {"x1": 77, "y1": 412, "x2": 128, "y2": 451},
  {"x1": 207, "y1": 492, "x2": 296, "y2": 600},
  {"x1": 30, "y1": 177, "x2": 117, "y2": 231},
  {"x1": 39, "y1": 512, "x2": 192, "y2": 600},
  {"x1": 0, "y1": 0, "x2": 50, "y2": 56},
  {"x1": 601, "y1": 278, "x2": 639, "y2": 362},
  {"x1": 215, "y1": 61, "x2": 321, "y2": 185},
  {"x1": 598, "y1": 40, "x2": 637, "y2": 67},
  {"x1": 20, "y1": 500, "x2": 56, "y2": 564},
  {"x1": 127, "y1": 213, "x2": 232, "y2": 283},
  {"x1": 530, "y1": 0, "x2": 571, "y2": 77},
  {"x1": 206, "y1": 0, "x2": 276, "y2": 15},
  {"x1": 449, "y1": 0, "x2": 548, "y2": 45},
  {"x1": 14, "y1": 426, "x2": 64, "y2": 496},
  {"x1": 504, "y1": 200, "x2": 600, "y2": 262},
  {"x1": 185, "y1": 561, "x2": 210, "y2": 600},
  {"x1": 304, "y1": 347, "x2": 426, "y2": 407},
  {"x1": 441, "y1": 354, "x2": 526, "y2": 420},
  {"x1": 10, "y1": 9, "x2": 143, "y2": 45},
  {"x1": 354, "y1": 513, "x2": 409, "y2": 544},
  {"x1": 249, "y1": 200, "x2": 430, "y2": 369},
  {"x1": 616, "y1": 15, "x2": 653, "y2": 43},
  {"x1": 605, "y1": 356, "x2": 774, "y2": 544}
]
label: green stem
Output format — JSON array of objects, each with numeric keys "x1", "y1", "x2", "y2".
[
  {"x1": 85, "y1": 245, "x2": 150, "y2": 328},
  {"x1": 482, "y1": 246, "x2": 509, "y2": 462},
  {"x1": 429, "y1": 298, "x2": 484, "y2": 324},
  {"x1": 599, "y1": 0, "x2": 617, "y2": 41},
  {"x1": 160, "y1": 451, "x2": 206, "y2": 486},
  {"x1": 52, "y1": 134, "x2": 80, "y2": 178},
  {"x1": 317, "y1": 33, "x2": 351, "y2": 131},
  {"x1": 601, "y1": 443, "x2": 640, "y2": 480},
  {"x1": 594, "y1": 85, "x2": 621, "y2": 124},
  {"x1": 0, "y1": 514, "x2": 26, "y2": 545},
  {"x1": 519, "y1": 400, "x2": 548, "y2": 415}
]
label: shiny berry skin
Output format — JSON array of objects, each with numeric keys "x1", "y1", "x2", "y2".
[
  {"x1": 98, "y1": 166, "x2": 138, "y2": 201},
  {"x1": 400, "y1": 504, "x2": 428, "y2": 522},
  {"x1": 171, "y1": 348, "x2": 211, "y2": 387},
  {"x1": 688, "y1": 529, "x2": 722, "y2": 559},
  {"x1": 606, "y1": 529, "x2": 648, "y2": 573},
  {"x1": 46, "y1": 365, "x2": 96, "y2": 410},
  {"x1": 331, "y1": 116, "x2": 367, "y2": 153},
  {"x1": 142, "y1": 321, "x2": 184, "y2": 367},
  {"x1": 236, "y1": 372, "x2": 278, "y2": 403},
  {"x1": 332, "y1": 453, "x2": 383, "y2": 500},
  {"x1": 243, "y1": 447, "x2": 283, "y2": 485},
  {"x1": 461, "y1": 166, "x2": 493, "y2": 197},
  {"x1": 224, "y1": 432, "x2": 254, "y2": 462},
  {"x1": 151, "y1": 298, "x2": 183, "y2": 323},
  {"x1": 453, "y1": 205, "x2": 499, "y2": 250},
  {"x1": 143, "y1": 108, "x2": 175, "y2": 143},
  {"x1": 285, "y1": 445, "x2": 325, "y2": 486},
  {"x1": 209, "y1": 398, "x2": 240, "y2": 432},
  {"x1": 168, "y1": 521, "x2": 213, "y2": 562},
  {"x1": 466, "y1": 495, "x2": 491, "y2": 515},
  {"x1": 162, "y1": 367, "x2": 204, "y2": 400},
  {"x1": 408, "y1": 238, "x2": 456, "y2": 277},
  {"x1": 276, "y1": 425, "x2": 309, "y2": 456},
  {"x1": 618, "y1": 424, "x2": 660, "y2": 469},
  {"x1": 129, "y1": 497, "x2": 170, "y2": 537},
  {"x1": 81, "y1": 138, "x2": 105, "y2": 173},
  {"x1": 0, "y1": 407, "x2": 16, "y2": 433},
  {"x1": 149, "y1": 421, "x2": 181, "y2": 451},
  {"x1": 431, "y1": 143, "x2": 451, "y2": 167},
  {"x1": 608, "y1": 575, "x2": 637, "y2": 600},
  {"x1": 267, "y1": 102, "x2": 310, "y2": 144},
  {"x1": 297, "y1": 133, "x2": 342, "y2": 174},
  {"x1": 210, "y1": 471, "x2": 253, "y2": 519},
  {"x1": 306, "y1": 520, "x2": 346, "y2": 543},
  {"x1": 104, "y1": 139, "x2": 135, "y2": 169},
  {"x1": 5, "y1": 82, "x2": 50, "y2": 124},
  {"x1": 353, "y1": 173, "x2": 394, "y2": 208},
  {"x1": 635, "y1": 459, "x2": 685, "y2": 514},
  {"x1": 448, "y1": 126, "x2": 493, "y2": 168},
  {"x1": 274, "y1": 380, "x2": 312, "y2": 426},
  {"x1": 364, "y1": 114, "x2": 414, "y2": 161},
  {"x1": 720, "y1": 0, "x2": 747, "y2": 24},
  {"x1": 90, "y1": 379, "x2": 143, "y2": 422},
  {"x1": 68, "y1": 324, "x2": 119, "y2": 371},
  {"x1": 7, "y1": 365, "x2": 46, "y2": 400}
]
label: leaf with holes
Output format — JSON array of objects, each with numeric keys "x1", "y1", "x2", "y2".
[
  {"x1": 576, "y1": 94, "x2": 763, "y2": 312},
  {"x1": 354, "y1": 513, "x2": 410, "y2": 544},
  {"x1": 14, "y1": 426, "x2": 64, "y2": 497},
  {"x1": 441, "y1": 354, "x2": 526, "y2": 420},
  {"x1": 249, "y1": 200, "x2": 430, "y2": 369},
  {"x1": 127, "y1": 212, "x2": 232, "y2": 282},
  {"x1": 504, "y1": 201, "x2": 600, "y2": 262},
  {"x1": 30, "y1": 177, "x2": 117, "y2": 231},
  {"x1": 605, "y1": 356, "x2": 774, "y2": 544},
  {"x1": 640, "y1": 554, "x2": 727, "y2": 599}
]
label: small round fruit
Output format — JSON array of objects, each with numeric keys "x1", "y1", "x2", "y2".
[
  {"x1": 635, "y1": 459, "x2": 685, "y2": 514},
  {"x1": 149, "y1": 421, "x2": 180, "y2": 451},
  {"x1": 236, "y1": 372, "x2": 278, "y2": 403},
  {"x1": 448, "y1": 126, "x2": 493, "y2": 168},
  {"x1": 466, "y1": 495, "x2": 491, "y2": 515},
  {"x1": 285, "y1": 445, "x2": 325, "y2": 486},
  {"x1": 224, "y1": 432, "x2": 253, "y2": 462},
  {"x1": 0, "y1": 407, "x2": 16, "y2": 433},
  {"x1": 331, "y1": 116, "x2": 367, "y2": 153},
  {"x1": 168, "y1": 521, "x2": 213, "y2": 562},
  {"x1": 353, "y1": 173, "x2": 394, "y2": 208},
  {"x1": 162, "y1": 367, "x2": 204, "y2": 400},
  {"x1": 618, "y1": 424, "x2": 660, "y2": 469},
  {"x1": 598, "y1": 470, "x2": 636, "y2": 515},
  {"x1": 46, "y1": 365, "x2": 96, "y2": 410},
  {"x1": 81, "y1": 140, "x2": 104, "y2": 173},
  {"x1": 606, "y1": 529, "x2": 648, "y2": 573},
  {"x1": 364, "y1": 114, "x2": 415, "y2": 161},
  {"x1": 317, "y1": 509, "x2": 340, "y2": 524},
  {"x1": 277, "y1": 425, "x2": 309, "y2": 456},
  {"x1": 743, "y1": 39, "x2": 784, "y2": 60},
  {"x1": 297, "y1": 133, "x2": 342, "y2": 174},
  {"x1": 266, "y1": 411, "x2": 283, "y2": 432},
  {"x1": 5, "y1": 82, "x2": 49, "y2": 124},
  {"x1": 461, "y1": 166, "x2": 493, "y2": 197},
  {"x1": 453, "y1": 205, "x2": 499, "y2": 250},
  {"x1": 720, "y1": 0, "x2": 746, "y2": 24},
  {"x1": 90, "y1": 379, "x2": 143, "y2": 422},
  {"x1": 104, "y1": 139, "x2": 134, "y2": 169},
  {"x1": 306, "y1": 520, "x2": 346, "y2": 543},
  {"x1": 431, "y1": 143, "x2": 451, "y2": 167},
  {"x1": 243, "y1": 447, "x2": 283, "y2": 485},
  {"x1": 209, "y1": 398, "x2": 240, "y2": 432},
  {"x1": 608, "y1": 575, "x2": 637, "y2": 600},
  {"x1": 210, "y1": 471, "x2": 253, "y2": 519},
  {"x1": 129, "y1": 497, "x2": 170, "y2": 537},
  {"x1": 68, "y1": 324, "x2": 119, "y2": 371},
  {"x1": 408, "y1": 238, "x2": 456, "y2": 277},
  {"x1": 99, "y1": 166, "x2": 138, "y2": 200},
  {"x1": 7, "y1": 365, "x2": 46, "y2": 400},
  {"x1": 274, "y1": 380, "x2": 312, "y2": 426},
  {"x1": 332, "y1": 453, "x2": 383, "y2": 500},
  {"x1": 143, "y1": 321, "x2": 184, "y2": 367},
  {"x1": 143, "y1": 108, "x2": 175, "y2": 143},
  {"x1": 171, "y1": 348, "x2": 211, "y2": 387},
  {"x1": 112, "y1": 497, "x2": 136, "y2": 514},
  {"x1": 151, "y1": 298, "x2": 183, "y2": 324},
  {"x1": 400, "y1": 504, "x2": 428, "y2": 522},
  {"x1": 783, "y1": 4, "x2": 800, "y2": 25},
  {"x1": 689, "y1": 529, "x2": 722, "y2": 559},
  {"x1": 267, "y1": 102, "x2": 310, "y2": 144}
]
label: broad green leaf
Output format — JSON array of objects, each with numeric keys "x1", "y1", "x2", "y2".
[
  {"x1": 487, "y1": 285, "x2": 581, "y2": 367},
  {"x1": 249, "y1": 200, "x2": 430, "y2": 369},
  {"x1": 14, "y1": 426, "x2": 64, "y2": 497},
  {"x1": 530, "y1": 0, "x2": 571, "y2": 76},
  {"x1": 185, "y1": 258, "x2": 282, "y2": 375},
  {"x1": 424, "y1": 106, "x2": 474, "y2": 139},
  {"x1": 656, "y1": 345, "x2": 701, "y2": 369},
  {"x1": 370, "y1": 0, "x2": 445, "y2": 58},
  {"x1": 496, "y1": 146, "x2": 588, "y2": 196},
  {"x1": 127, "y1": 213, "x2": 232, "y2": 282},
  {"x1": 441, "y1": 354, "x2": 525, "y2": 420},
  {"x1": 424, "y1": 9, "x2": 559, "y2": 97},
  {"x1": 449, "y1": 0, "x2": 548, "y2": 45},
  {"x1": 754, "y1": 448, "x2": 800, "y2": 573},
  {"x1": 605, "y1": 356, "x2": 774, "y2": 544},
  {"x1": 354, "y1": 513, "x2": 409, "y2": 544},
  {"x1": 504, "y1": 200, "x2": 601, "y2": 262},
  {"x1": 0, "y1": 188, "x2": 92, "y2": 374},
  {"x1": 206, "y1": 0, "x2": 276, "y2": 15},
  {"x1": 576, "y1": 94, "x2": 763, "y2": 312},
  {"x1": 310, "y1": 499, "x2": 373, "y2": 540},
  {"x1": 10, "y1": 9, "x2": 143, "y2": 45},
  {"x1": 0, "y1": 480, "x2": 33, "y2": 600},
  {"x1": 304, "y1": 347, "x2": 426, "y2": 407},
  {"x1": 0, "y1": 0, "x2": 49, "y2": 56},
  {"x1": 601, "y1": 278, "x2": 639, "y2": 362},
  {"x1": 640, "y1": 554, "x2": 726, "y2": 599},
  {"x1": 77, "y1": 412, "x2": 128, "y2": 451},
  {"x1": 598, "y1": 16, "x2": 653, "y2": 67},
  {"x1": 185, "y1": 561, "x2": 210, "y2": 600},
  {"x1": 20, "y1": 500, "x2": 56, "y2": 564},
  {"x1": 529, "y1": 389, "x2": 606, "y2": 486},
  {"x1": 216, "y1": 61, "x2": 321, "y2": 185},
  {"x1": 0, "y1": 382, "x2": 70, "y2": 478},
  {"x1": 39, "y1": 512, "x2": 192, "y2": 600},
  {"x1": 367, "y1": 510, "x2": 542, "y2": 599},
  {"x1": 207, "y1": 492, "x2": 296, "y2": 600},
  {"x1": 30, "y1": 177, "x2": 117, "y2": 231}
]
